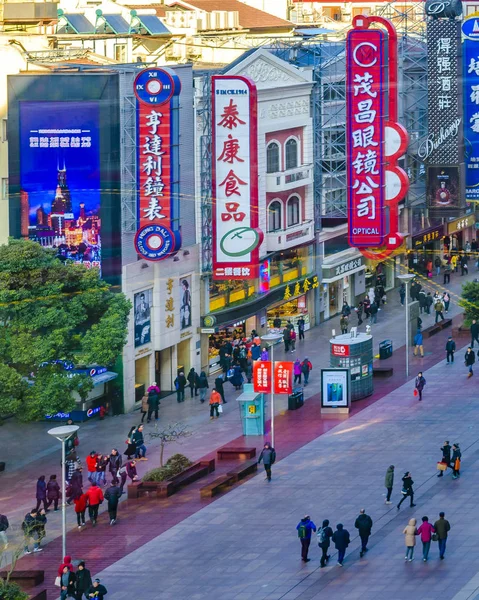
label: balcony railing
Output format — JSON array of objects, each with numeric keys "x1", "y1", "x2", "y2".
[
  {"x1": 266, "y1": 220, "x2": 314, "y2": 252},
  {"x1": 266, "y1": 164, "x2": 313, "y2": 193}
]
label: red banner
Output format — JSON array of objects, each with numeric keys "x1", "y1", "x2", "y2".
[
  {"x1": 332, "y1": 343, "x2": 350, "y2": 357},
  {"x1": 253, "y1": 361, "x2": 271, "y2": 393},
  {"x1": 274, "y1": 361, "x2": 293, "y2": 395}
]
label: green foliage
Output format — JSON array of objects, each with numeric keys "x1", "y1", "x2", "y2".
[
  {"x1": 459, "y1": 281, "x2": 479, "y2": 325},
  {"x1": 142, "y1": 454, "x2": 192, "y2": 482},
  {"x1": 0, "y1": 580, "x2": 29, "y2": 600},
  {"x1": 0, "y1": 239, "x2": 131, "y2": 421}
]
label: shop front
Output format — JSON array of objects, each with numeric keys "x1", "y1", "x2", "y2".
[
  {"x1": 445, "y1": 214, "x2": 476, "y2": 251},
  {"x1": 207, "y1": 316, "x2": 257, "y2": 371},
  {"x1": 320, "y1": 252, "x2": 366, "y2": 320},
  {"x1": 266, "y1": 295, "x2": 310, "y2": 331},
  {"x1": 409, "y1": 224, "x2": 445, "y2": 274}
]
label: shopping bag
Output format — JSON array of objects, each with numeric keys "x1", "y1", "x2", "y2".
[
  {"x1": 413, "y1": 389, "x2": 418, "y2": 397},
  {"x1": 437, "y1": 461, "x2": 447, "y2": 471},
  {"x1": 218, "y1": 404, "x2": 223, "y2": 413},
  {"x1": 454, "y1": 458, "x2": 461, "y2": 471},
  {"x1": 54, "y1": 576, "x2": 61, "y2": 587},
  {"x1": 226, "y1": 368, "x2": 234, "y2": 379}
]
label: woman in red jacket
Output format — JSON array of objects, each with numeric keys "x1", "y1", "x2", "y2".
[
  {"x1": 85, "y1": 484, "x2": 104, "y2": 527},
  {"x1": 74, "y1": 493, "x2": 88, "y2": 529}
]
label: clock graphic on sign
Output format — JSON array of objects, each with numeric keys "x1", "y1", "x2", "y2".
[{"x1": 220, "y1": 226, "x2": 261, "y2": 257}]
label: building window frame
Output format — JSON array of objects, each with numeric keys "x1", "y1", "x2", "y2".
[
  {"x1": 268, "y1": 200, "x2": 282, "y2": 232},
  {"x1": 285, "y1": 136, "x2": 299, "y2": 170},
  {"x1": 266, "y1": 141, "x2": 280, "y2": 174},
  {"x1": 286, "y1": 194, "x2": 301, "y2": 227}
]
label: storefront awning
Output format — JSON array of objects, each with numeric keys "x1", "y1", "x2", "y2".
[
  {"x1": 321, "y1": 253, "x2": 365, "y2": 283},
  {"x1": 91, "y1": 371, "x2": 118, "y2": 386}
]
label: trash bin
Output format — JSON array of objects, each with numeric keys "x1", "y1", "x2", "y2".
[
  {"x1": 379, "y1": 339, "x2": 393, "y2": 360},
  {"x1": 288, "y1": 387, "x2": 304, "y2": 410}
]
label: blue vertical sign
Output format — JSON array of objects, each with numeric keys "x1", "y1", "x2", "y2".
[{"x1": 463, "y1": 18, "x2": 479, "y2": 200}]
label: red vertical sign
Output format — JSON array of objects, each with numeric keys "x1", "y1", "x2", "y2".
[
  {"x1": 253, "y1": 361, "x2": 271, "y2": 393},
  {"x1": 274, "y1": 362, "x2": 293, "y2": 395}
]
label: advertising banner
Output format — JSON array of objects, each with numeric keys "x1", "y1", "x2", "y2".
[
  {"x1": 212, "y1": 76, "x2": 261, "y2": 280},
  {"x1": 19, "y1": 101, "x2": 101, "y2": 269},
  {"x1": 134, "y1": 289, "x2": 152, "y2": 348},
  {"x1": 179, "y1": 275, "x2": 192, "y2": 330},
  {"x1": 273, "y1": 361, "x2": 293, "y2": 395},
  {"x1": 134, "y1": 68, "x2": 182, "y2": 261},
  {"x1": 321, "y1": 368, "x2": 350, "y2": 408},
  {"x1": 253, "y1": 360, "x2": 271, "y2": 393},
  {"x1": 427, "y1": 166, "x2": 460, "y2": 210},
  {"x1": 464, "y1": 32, "x2": 479, "y2": 200}
]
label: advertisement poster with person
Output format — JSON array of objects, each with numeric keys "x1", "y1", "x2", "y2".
[
  {"x1": 19, "y1": 101, "x2": 101, "y2": 269},
  {"x1": 427, "y1": 166, "x2": 460, "y2": 209},
  {"x1": 180, "y1": 275, "x2": 192, "y2": 330},
  {"x1": 134, "y1": 289, "x2": 152, "y2": 347}
]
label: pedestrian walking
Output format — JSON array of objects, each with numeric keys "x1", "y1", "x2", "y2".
[
  {"x1": 317, "y1": 519, "x2": 334, "y2": 567},
  {"x1": 22, "y1": 509, "x2": 42, "y2": 554},
  {"x1": 230, "y1": 363, "x2": 244, "y2": 391},
  {"x1": 339, "y1": 314, "x2": 348, "y2": 334},
  {"x1": 283, "y1": 326, "x2": 291, "y2": 352},
  {"x1": 258, "y1": 442, "x2": 276, "y2": 481},
  {"x1": 355, "y1": 509, "x2": 373, "y2": 557},
  {"x1": 187, "y1": 368, "x2": 199, "y2": 398},
  {"x1": 69, "y1": 466, "x2": 83, "y2": 503},
  {"x1": 363, "y1": 296, "x2": 371, "y2": 318},
  {"x1": 86, "y1": 451, "x2": 98, "y2": 484},
  {"x1": 104, "y1": 481, "x2": 121, "y2": 525},
  {"x1": 0, "y1": 513, "x2": 9, "y2": 550},
  {"x1": 197, "y1": 371, "x2": 209, "y2": 403},
  {"x1": 60, "y1": 565, "x2": 76, "y2": 600},
  {"x1": 124, "y1": 427, "x2": 136, "y2": 460},
  {"x1": 35, "y1": 476, "x2": 48, "y2": 512},
  {"x1": 260, "y1": 347, "x2": 269, "y2": 361},
  {"x1": 87, "y1": 579, "x2": 108, "y2": 599},
  {"x1": 58, "y1": 555, "x2": 75, "y2": 576},
  {"x1": 65, "y1": 450, "x2": 79, "y2": 484},
  {"x1": 384, "y1": 465, "x2": 394, "y2": 504},
  {"x1": 452, "y1": 443, "x2": 461, "y2": 479},
  {"x1": 403, "y1": 518, "x2": 417, "y2": 562},
  {"x1": 293, "y1": 358, "x2": 302, "y2": 384},
  {"x1": 298, "y1": 316, "x2": 305, "y2": 340},
  {"x1": 397, "y1": 471, "x2": 416, "y2": 509},
  {"x1": 126, "y1": 460, "x2": 139, "y2": 484},
  {"x1": 471, "y1": 319, "x2": 479, "y2": 348},
  {"x1": 341, "y1": 301, "x2": 351, "y2": 317},
  {"x1": 245, "y1": 357, "x2": 253, "y2": 384},
  {"x1": 413, "y1": 330, "x2": 424, "y2": 357},
  {"x1": 140, "y1": 394, "x2": 148, "y2": 423},
  {"x1": 46, "y1": 475, "x2": 60, "y2": 511},
  {"x1": 443, "y1": 262, "x2": 452, "y2": 284},
  {"x1": 146, "y1": 382, "x2": 161, "y2": 422},
  {"x1": 209, "y1": 388, "x2": 222, "y2": 420},
  {"x1": 214, "y1": 374, "x2": 227, "y2": 404},
  {"x1": 433, "y1": 512, "x2": 451, "y2": 559},
  {"x1": 296, "y1": 515, "x2": 317, "y2": 562},
  {"x1": 75, "y1": 561, "x2": 92, "y2": 600},
  {"x1": 370, "y1": 301, "x2": 378, "y2": 324},
  {"x1": 415, "y1": 372, "x2": 426, "y2": 401},
  {"x1": 435, "y1": 256, "x2": 442, "y2": 276},
  {"x1": 108, "y1": 449, "x2": 122, "y2": 485},
  {"x1": 95, "y1": 454, "x2": 109, "y2": 487},
  {"x1": 445, "y1": 337, "x2": 456, "y2": 364},
  {"x1": 435, "y1": 298, "x2": 445, "y2": 323},
  {"x1": 74, "y1": 493, "x2": 88, "y2": 529},
  {"x1": 465, "y1": 346, "x2": 475, "y2": 377},
  {"x1": 332, "y1": 523, "x2": 350, "y2": 566},
  {"x1": 417, "y1": 516, "x2": 435, "y2": 561},
  {"x1": 425, "y1": 292, "x2": 433, "y2": 314},
  {"x1": 461, "y1": 255, "x2": 469, "y2": 276},
  {"x1": 356, "y1": 301, "x2": 364, "y2": 325},
  {"x1": 418, "y1": 289, "x2": 427, "y2": 314},
  {"x1": 174, "y1": 371, "x2": 187, "y2": 402},
  {"x1": 85, "y1": 483, "x2": 104, "y2": 527},
  {"x1": 443, "y1": 291, "x2": 451, "y2": 313},
  {"x1": 438, "y1": 441, "x2": 452, "y2": 477},
  {"x1": 301, "y1": 357, "x2": 312, "y2": 385},
  {"x1": 399, "y1": 283, "x2": 405, "y2": 306},
  {"x1": 290, "y1": 328, "x2": 297, "y2": 352},
  {"x1": 132, "y1": 424, "x2": 147, "y2": 460}
]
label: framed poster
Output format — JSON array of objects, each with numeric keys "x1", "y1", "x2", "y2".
[
  {"x1": 321, "y1": 368, "x2": 350, "y2": 408},
  {"x1": 134, "y1": 289, "x2": 152, "y2": 347}
]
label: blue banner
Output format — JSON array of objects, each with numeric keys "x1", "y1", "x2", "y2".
[{"x1": 464, "y1": 36, "x2": 479, "y2": 200}]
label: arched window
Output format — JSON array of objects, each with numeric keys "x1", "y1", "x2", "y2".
[
  {"x1": 266, "y1": 142, "x2": 280, "y2": 173},
  {"x1": 268, "y1": 201, "x2": 282, "y2": 232},
  {"x1": 287, "y1": 196, "x2": 300, "y2": 226},
  {"x1": 285, "y1": 138, "x2": 299, "y2": 170}
]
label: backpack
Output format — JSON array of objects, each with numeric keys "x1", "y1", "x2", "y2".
[
  {"x1": 317, "y1": 527, "x2": 327, "y2": 544},
  {"x1": 301, "y1": 361, "x2": 310, "y2": 374},
  {"x1": 298, "y1": 524, "x2": 308, "y2": 539}
]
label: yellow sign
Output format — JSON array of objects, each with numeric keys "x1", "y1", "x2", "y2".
[
  {"x1": 248, "y1": 405, "x2": 257, "y2": 414},
  {"x1": 447, "y1": 214, "x2": 475, "y2": 234},
  {"x1": 166, "y1": 314, "x2": 174, "y2": 328},
  {"x1": 166, "y1": 278, "x2": 174, "y2": 295},
  {"x1": 165, "y1": 297, "x2": 174, "y2": 312},
  {"x1": 283, "y1": 275, "x2": 319, "y2": 300}
]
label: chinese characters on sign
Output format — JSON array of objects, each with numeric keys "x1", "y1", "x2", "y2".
[
  {"x1": 134, "y1": 69, "x2": 182, "y2": 261},
  {"x1": 28, "y1": 135, "x2": 91, "y2": 148},
  {"x1": 273, "y1": 362, "x2": 293, "y2": 395},
  {"x1": 253, "y1": 361, "x2": 272, "y2": 393},
  {"x1": 346, "y1": 28, "x2": 386, "y2": 247},
  {"x1": 212, "y1": 76, "x2": 261, "y2": 280},
  {"x1": 412, "y1": 226, "x2": 443, "y2": 248},
  {"x1": 283, "y1": 276, "x2": 319, "y2": 301},
  {"x1": 335, "y1": 258, "x2": 362, "y2": 277},
  {"x1": 165, "y1": 278, "x2": 175, "y2": 329}
]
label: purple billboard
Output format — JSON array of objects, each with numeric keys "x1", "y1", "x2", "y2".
[{"x1": 19, "y1": 101, "x2": 101, "y2": 269}]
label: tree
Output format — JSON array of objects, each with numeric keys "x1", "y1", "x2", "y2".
[
  {"x1": 0, "y1": 239, "x2": 131, "y2": 421},
  {"x1": 149, "y1": 422, "x2": 191, "y2": 467},
  {"x1": 459, "y1": 281, "x2": 479, "y2": 325}
]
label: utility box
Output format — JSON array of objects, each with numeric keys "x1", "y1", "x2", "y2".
[
  {"x1": 330, "y1": 333, "x2": 373, "y2": 401},
  {"x1": 379, "y1": 339, "x2": 393, "y2": 360},
  {"x1": 236, "y1": 383, "x2": 265, "y2": 435},
  {"x1": 288, "y1": 387, "x2": 304, "y2": 410}
]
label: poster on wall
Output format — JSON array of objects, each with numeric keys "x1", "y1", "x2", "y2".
[
  {"x1": 321, "y1": 369, "x2": 350, "y2": 408},
  {"x1": 19, "y1": 101, "x2": 101, "y2": 269},
  {"x1": 134, "y1": 289, "x2": 152, "y2": 348},
  {"x1": 427, "y1": 166, "x2": 460, "y2": 210},
  {"x1": 179, "y1": 275, "x2": 192, "y2": 330}
]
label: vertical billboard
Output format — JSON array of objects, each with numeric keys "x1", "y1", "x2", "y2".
[
  {"x1": 346, "y1": 27, "x2": 387, "y2": 247},
  {"x1": 179, "y1": 275, "x2": 192, "y2": 330},
  {"x1": 273, "y1": 361, "x2": 293, "y2": 394},
  {"x1": 421, "y1": 19, "x2": 464, "y2": 217},
  {"x1": 253, "y1": 360, "x2": 272, "y2": 393},
  {"x1": 134, "y1": 68, "x2": 182, "y2": 261},
  {"x1": 463, "y1": 18, "x2": 479, "y2": 201},
  {"x1": 212, "y1": 76, "x2": 262, "y2": 280},
  {"x1": 19, "y1": 102, "x2": 101, "y2": 269},
  {"x1": 134, "y1": 289, "x2": 152, "y2": 347}
]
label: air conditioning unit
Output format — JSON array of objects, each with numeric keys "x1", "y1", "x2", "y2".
[
  {"x1": 165, "y1": 45, "x2": 181, "y2": 60},
  {"x1": 186, "y1": 37, "x2": 201, "y2": 58},
  {"x1": 227, "y1": 10, "x2": 239, "y2": 29}
]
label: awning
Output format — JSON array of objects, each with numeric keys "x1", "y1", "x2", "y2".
[
  {"x1": 91, "y1": 371, "x2": 118, "y2": 386},
  {"x1": 321, "y1": 252, "x2": 365, "y2": 283}
]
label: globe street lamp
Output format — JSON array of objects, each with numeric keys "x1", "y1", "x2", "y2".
[
  {"x1": 261, "y1": 331, "x2": 283, "y2": 448},
  {"x1": 47, "y1": 425, "x2": 79, "y2": 559},
  {"x1": 397, "y1": 273, "x2": 416, "y2": 378}
]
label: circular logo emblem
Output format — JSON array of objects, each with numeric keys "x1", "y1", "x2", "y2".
[
  {"x1": 203, "y1": 315, "x2": 216, "y2": 328},
  {"x1": 220, "y1": 227, "x2": 261, "y2": 258},
  {"x1": 134, "y1": 69, "x2": 179, "y2": 106},
  {"x1": 135, "y1": 224, "x2": 177, "y2": 261},
  {"x1": 87, "y1": 408, "x2": 93, "y2": 417}
]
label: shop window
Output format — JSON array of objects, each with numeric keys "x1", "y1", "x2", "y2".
[
  {"x1": 115, "y1": 44, "x2": 127, "y2": 62},
  {"x1": 287, "y1": 196, "x2": 300, "y2": 227},
  {"x1": 285, "y1": 138, "x2": 299, "y2": 170},
  {"x1": 268, "y1": 201, "x2": 282, "y2": 232},
  {"x1": 266, "y1": 142, "x2": 280, "y2": 173}
]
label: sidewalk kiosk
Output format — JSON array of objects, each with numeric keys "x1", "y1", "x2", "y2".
[{"x1": 236, "y1": 383, "x2": 265, "y2": 435}]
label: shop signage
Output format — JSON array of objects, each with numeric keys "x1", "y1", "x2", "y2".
[
  {"x1": 200, "y1": 327, "x2": 216, "y2": 334},
  {"x1": 463, "y1": 28, "x2": 479, "y2": 200},
  {"x1": 165, "y1": 278, "x2": 175, "y2": 329},
  {"x1": 332, "y1": 344, "x2": 350, "y2": 357},
  {"x1": 321, "y1": 368, "x2": 350, "y2": 409},
  {"x1": 203, "y1": 315, "x2": 217, "y2": 328},
  {"x1": 447, "y1": 214, "x2": 476, "y2": 234},
  {"x1": 273, "y1": 361, "x2": 293, "y2": 395},
  {"x1": 412, "y1": 225, "x2": 444, "y2": 248},
  {"x1": 212, "y1": 75, "x2": 262, "y2": 280},
  {"x1": 134, "y1": 68, "x2": 182, "y2": 261},
  {"x1": 322, "y1": 257, "x2": 364, "y2": 281},
  {"x1": 253, "y1": 360, "x2": 271, "y2": 393},
  {"x1": 283, "y1": 275, "x2": 319, "y2": 301}
]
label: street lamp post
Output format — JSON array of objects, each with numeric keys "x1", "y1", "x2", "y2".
[
  {"x1": 397, "y1": 273, "x2": 415, "y2": 378},
  {"x1": 261, "y1": 332, "x2": 283, "y2": 448},
  {"x1": 47, "y1": 425, "x2": 79, "y2": 559}
]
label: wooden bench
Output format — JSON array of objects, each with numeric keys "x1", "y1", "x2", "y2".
[
  {"x1": 217, "y1": 447, "x2": 256, "y2": 461},
  {"x1": 200, "y1": 474, "x2": 235, "y2": 498},
  {"x1": 0, "y1": 570, "x2": 44, "y2": 588},
  {"x1": 127, "y1": 481, "x2": 143, "y2": 499},
  {"x1": 423, "y1": 318, "x2": 452, "y2": 339},
  {"x1": 373, "y1": 367, "x2": 393, "y2": 378},
  {"x1": 227, "y1": 459, "x2": 258, "y2": 482}
]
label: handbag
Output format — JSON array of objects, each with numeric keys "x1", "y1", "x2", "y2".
[
  {"x1": 226, "y1": 368, "x2": 234, "y2": 379},
  {"x1": 413, "y1": 389, "x2": 418, "y2": 397},
  {"x1": 401, "y1": 487, "x2": 407, "y2": 495},
  {"x1": 218, "y1": 404, "x2": 223, "y2": 413},
  {"x1": 454, "y1": 458, "x2": 461, "y2": 470},
  {"x1": 54, "y1": 576, "x2": 61, "y2": 587},
  {"x1": 432, "y1": 533, "x2": 438, "y2": 542},
  {"x1": 74, "y1": 437, "x2": 80, "y2": 447},
  {"x1": 437, "y1": 461, "x2": 447, "y2": 471}
]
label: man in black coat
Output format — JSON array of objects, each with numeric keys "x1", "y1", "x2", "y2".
[
  {"x1": 471, "y1": 319, "x2": 479, "y2": 348},
  {"x1": 214, "y1": 375, "x2": 227, "y2": 404},
  {"x1": 354, "y1": 509, "x2": 373, "y2": 557},
  {"x1": 88, "y1": 579, "x2": 108, "y2": 599},
  {"x1": 317, "y1": 519, "x2": 334, "y2": 567},
  {"x1": 438, "y1": 441, "x2": 452, "y2": 477},
  {"x1": 104, "y1": 483, "x2": 122, "y2": 525}
]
